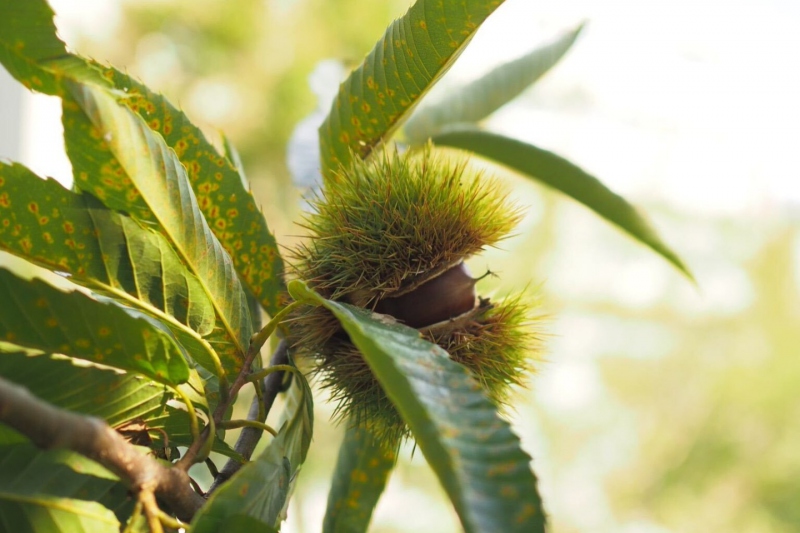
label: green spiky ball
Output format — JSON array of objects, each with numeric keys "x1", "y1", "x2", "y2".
[{"x1": 289, "y1": 147, "x2": 541, "y2": 445}]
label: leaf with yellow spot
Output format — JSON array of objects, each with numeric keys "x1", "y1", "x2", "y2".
[
  {"x1": 0, "y1": 0, "x2": 284, "y2": 316},
  {"x1": 319, "y1": 0, "x2": 506, "y2": 177},
  {"x1": 290, "y1": 281, "x2": 545, "y2": 533},
  {"x1": 62, "y1": 84, "x2": 253, "y2": 377},
  {"x1": 322, "y1": 425, "x2": 396, "y2": 533},
  {"x1": 0, "y1": 268, "x2": 190, "y2": 385},
  {"x1": 0, "y1": 161, "x2": 229, "y2": 378}
]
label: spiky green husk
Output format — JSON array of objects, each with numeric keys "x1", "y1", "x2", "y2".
[
  {"x1": 293, "y1": 147, "x2": 521, "y2": 306},
  {"x1": 289, "y1": 147, "x2": 540, "y2": 445}
]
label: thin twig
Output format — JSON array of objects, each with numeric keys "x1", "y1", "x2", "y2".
[
  {"x1": 0, "y1": 376, "x2": 204, "y2": 522},
  {"x1": 218, "y1": 419, "x2": 278, "y2": 437},
  {"x1": 208, "y1": 340, "x2": 289, "y2": 493}
]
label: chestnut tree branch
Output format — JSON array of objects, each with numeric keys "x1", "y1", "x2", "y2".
[
  {"x1": 0, "y1": 375, "x2": 205, "y2": 522},
  {"x1": 208, "y1": 339, "x2": 289, "y2": 493}
]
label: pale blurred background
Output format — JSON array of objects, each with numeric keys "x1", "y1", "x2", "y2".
[{"x1": 1, "y1": 0, "x2": 799, "y2": 532}]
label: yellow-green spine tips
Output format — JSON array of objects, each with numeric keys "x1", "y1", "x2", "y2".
[{"x1": 289, "y1": 147, "x2": 541, "y2": 445}]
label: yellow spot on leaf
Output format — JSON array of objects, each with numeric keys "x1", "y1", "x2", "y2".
[
  {"x1": 98, "y1": 327, "x2": 111, "y2": 337},
  {"x1": 46, "y1": 318, "x2": 59, "y2": 328},
  {"x1": 75, "y1": 339, "x2": 91, "y2": 349}
]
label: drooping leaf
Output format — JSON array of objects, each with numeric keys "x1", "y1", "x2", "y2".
[
  {"x1": 190, "y1": 360, "x2": 313, "y2": 532},
  {"x1": 322, "y1": 425, "x2": 396, "y2": 533},
  {"x1": 62, "y1": 84, "x2": 253, "y2": 376},
  {"x1": 0, "y1": 444, "x2": 133, "y2": 520},
  {"x1": 0, "y1": 0, "x2": 285, "y2": 316},
  {"x1": 0, "y1": 161, "x2": 225, "y2": 375},
  {"x1": 433, "y1": 128, "x2": 695, "y2": 280},
  {"x1": 318, "y1": 0, "x2": 507, "y2": 176},
  {"x1": 404, "y1": 23, "x2": 584, "y2": 142},
  {"x1": 0, "y1": 268, "x2": 190, "y2": 385},
  {"x1": 290, "y1": 281, "x2": 545, "y2": 533}
]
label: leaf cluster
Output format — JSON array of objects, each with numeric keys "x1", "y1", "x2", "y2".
[{"x1": 0, "y1": 0, "x2": 694, "y2": 532}]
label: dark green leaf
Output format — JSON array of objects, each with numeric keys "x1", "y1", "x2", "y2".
[
  {"x1": 0, "y1": 351, "x2": 232, "y2": 458},
  {"x1": 0, "y1": 352, "x2": 167, "y2": 427},
  {"x1": 318, "y1": 0, "x2": 506, "y2": 175},
  {"x1": 0, "y1": 444, "x2": 125, "y2": 532},
  {"x1": 190, "y1": 360, "x2": 313, "y2": 532},
  {"x1": 433, "y1": 128, "x2": 695, "y2": 280},
  {"x1": 0, "y1": 444, "x2": 133, "y2": 532},
  {"x1": 0, "y1": 268, "x2": 190, "y2": 385},
  {"x1": 404, "y1": 23, "x2": 584, "y2": 142},
  {"x1": 323, "y1": 425, "x2": 396, "y2": 533},
  {"x1": 0, "y1": 161, "x2": 224, "y2": 375},
  {"x1": 290, "y1": 281, "x2": 545, "y2": 533}
]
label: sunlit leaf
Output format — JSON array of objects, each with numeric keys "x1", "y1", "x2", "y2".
[
  {"x1": 0, "y1": 161, "x2": 225, "y2": 375},
  {"x1": 318, "y1": 0, "x2": 507, "y2": 176},
  {"x1": 322, "y1": 425, "x2": 396, "y2": 533},
  {"x1": 99, "y1": 71, "x2": 286, "y2": 316},
  {"x1": 0, "y1": 0, "x2": 285, "y2": 317},
  {"x1": 0, "y1": 0, "x2": 108, "y2": 97},
  {"x1": 62, "y1": 84, "x2": 252, "y2": 376},
  {"x1": 290, "y1": 281, "x2": 545, "y2": 533},
  {"x1": 0, "y1": 268, "x2": 190, "y2": 385},
  {"x1": 190, "y1": 359, "x2": 313, "y2": 532},
  {"x1": 404, "y1": 23, "x2": 584, "y2": 142},
  {"x1": 432, "y1": 128, "x2": 695, "y2": 280}
]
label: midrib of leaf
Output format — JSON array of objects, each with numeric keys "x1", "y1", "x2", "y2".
[
  {"x1": 66, "y1": 84, "x2": 252, "y2": 369},
  {"x1": 319, "y1": 0, "x2": 507, "y2": 176},
  {"x1": 0, "y1": 163, "x2": 228, "y2": 375},
  {"x1": 83, "y1": 277, "x2": 223, "y2": 378}
]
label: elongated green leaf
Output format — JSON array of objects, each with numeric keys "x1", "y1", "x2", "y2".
[
  {"x1": 319, "y1": 0, "x2": 506, "y2": 175},
  {"x1": 0, "y1": 161, "x2": 225, "y2": 375},
  {"x1": 0, "y1": 0, "x2": 285, "y2": 316},
  {"x1": 404, "y1": 24, "x2": 584, "y2": 142},
  {"x1": 0, "y1": 268, "x2": 189, "y2": 385},
  {"x1": 0, "y1": 1, "x2": 108, "y2": 97},
  {"x1": 290, "y1": 281, "x2": 544, "y2": 533},
  {"x1": 323, "y1": 425, "x2": 396, "y2": 533},
  {"x1": 433, "y1": 128, "x2": 694, "y2": 280},
  {"x1": 0, "y1": 444, "x2": 132, "y2": 522},
  {"x1": 0, "y1": 352, "x2": 167, "y2": 427},
  {"x1": 106, "y1": 75, "x2": 286, "y2": 316},
  {"x1": 62, "y1": 84, "x2": 252, "y2": 376},
  {"x1": 0, "y1": 351, "x2": 233, "y2": 459},
  {"x1": 191, "y1": 361, "x2": 313, "y2": 532},
  {"x1": 0, "y1": 494, "x2": 119, "y2": 533}
]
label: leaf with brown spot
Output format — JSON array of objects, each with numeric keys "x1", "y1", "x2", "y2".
[
  {"x1": 0, "y1": 161, "x2": 226, "y2": 378},
  {"x1": 0, "y1": 268, "x2": 189, "y2": 385},
  {"x1": 319, "y1": 0, "x2": 507, "y2": 176},
  {"x1": 322, "y1": 425, "x2": 396, "y2": 533}
]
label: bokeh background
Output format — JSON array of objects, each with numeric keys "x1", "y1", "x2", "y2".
[{"x1": 1, "y1": 0, "x2": 799, "y2": 531}]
